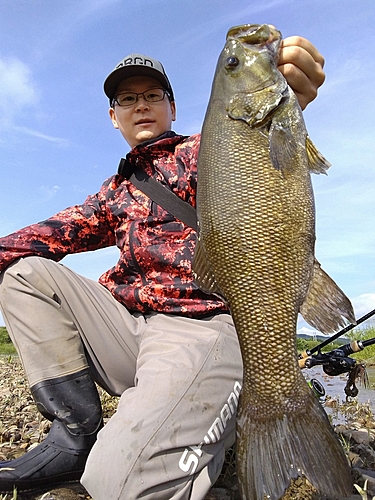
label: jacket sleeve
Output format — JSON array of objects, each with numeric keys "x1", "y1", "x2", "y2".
[{"x1": 0, "y1": 180, "x2": 116, "y2": 273}]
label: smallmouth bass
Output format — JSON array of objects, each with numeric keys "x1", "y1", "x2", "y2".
[{"x1": 193, "y1": 24, "x2": 355, "y2": 500}]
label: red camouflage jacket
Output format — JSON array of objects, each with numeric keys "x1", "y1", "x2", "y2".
[{"x1": 0, "y1": 132, "x2": 227, "y2": 318}]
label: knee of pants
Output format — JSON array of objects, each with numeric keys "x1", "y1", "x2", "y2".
[
  {"x1": 0, "y1": 258, "x2": 28, "y2": 311},
  {"x1": 0, "y1": 258, "x2": 21, "y2": 298},
  {"x1": 0, "y1": 257, "x2": 59, "y2": 306},
  {"x1": 0, "y1": 256, "x2": 68, "y2": 345}
]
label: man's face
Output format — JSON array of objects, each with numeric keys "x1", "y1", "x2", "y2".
[{"x1": 109, "y1": 76, "x2": 176, "y2": 148}]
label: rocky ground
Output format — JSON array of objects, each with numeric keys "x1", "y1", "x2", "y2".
[{"x1": 1, "y1": 356, "x2": 375, "y2": 500}]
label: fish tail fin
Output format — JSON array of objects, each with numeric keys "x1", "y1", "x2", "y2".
[
  {"x1": 300, "y1": 259, "x2": 356, "y2": 334},
  {"x1": 237, "y1": 384, "x2": 352, "y2": 500}
]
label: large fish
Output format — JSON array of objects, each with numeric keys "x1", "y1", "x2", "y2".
[{"x1": 193, "y1": 24, "x2": 355, "y2": 500}]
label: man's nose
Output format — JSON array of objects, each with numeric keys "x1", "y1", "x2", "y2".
[{"x1": 135, "y1": 95, "x2": 150, "y2": 110}]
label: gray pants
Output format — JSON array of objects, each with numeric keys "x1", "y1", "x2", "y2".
[{"x1": 0, "y1": 257, "x2": 243, "y2": 499}]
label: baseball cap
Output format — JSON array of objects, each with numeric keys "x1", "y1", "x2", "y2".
[{"x1": 104, "y1": 53, "x2": 174, "y2": 102}]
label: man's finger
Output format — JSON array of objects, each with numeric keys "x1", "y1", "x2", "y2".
[{"x1": 279, "y1": 36, "x2": 325, "y2": 67}]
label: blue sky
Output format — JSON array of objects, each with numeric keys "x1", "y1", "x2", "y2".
[{"x1": 0, "y1": 0, "x2": 374, "y2": 334}]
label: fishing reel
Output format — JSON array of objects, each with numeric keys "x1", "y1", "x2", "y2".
[
  {"x1": 298, "y1": 309, "x2": 375, "y2": 399},
  {"x1": 303, "y1": 351, "x2": 360, "y2": 399},
  {"x1": 302, "y1": 348, "x2": 357, "y2": 376},
  {"x1": 322, "y1": 349, "x2": 357, "y2": 376},
  {"x1": 300, "y1": 342, "x2": 371, "y2": 398}
]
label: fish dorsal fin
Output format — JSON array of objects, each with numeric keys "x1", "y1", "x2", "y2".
[
  {"x1": 192, "y1": 239, "x2": 224, "y2": 296},
  {"x1": 300, "y1": 259, "x2": 355, "y2": 334},
  {"x1": 306, "y1": 136, "x2": 331, "y2": 174}
]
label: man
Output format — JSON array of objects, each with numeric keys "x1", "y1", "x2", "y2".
[{"x1": 0, "y1": 35, "x2": 325, "y2": 499}]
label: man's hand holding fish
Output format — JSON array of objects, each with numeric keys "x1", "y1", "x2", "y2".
[{"x1": 278, "y1": 35, "x2": 326, "y2": 109}]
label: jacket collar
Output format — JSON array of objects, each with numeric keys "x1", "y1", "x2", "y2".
[
  {"x1": 134, "y1": 130, "x2": 178, "y2": 148},
  {"x1": 118, "y1": 131, "x2": 187, "y2": 178}
]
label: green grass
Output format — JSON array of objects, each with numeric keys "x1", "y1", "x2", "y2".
[
  {"x1": 297, "y1": 326, "x2": 375, "y2": 364},
  {"x1": 0, "y1": 326, "x2": 16, "y2": 355},
  {"x1": 0, "y1": 327, "x2": 342, "y2": 358},
  {"x1": 1, "y1": 325, "x2": 375, "y2": 361},
  {"x1": 296, "y1": 337, "x2": 343, "y2": 354},
  {"x1": 347, "y1": 326, "x2": 375, "y2": 363}
]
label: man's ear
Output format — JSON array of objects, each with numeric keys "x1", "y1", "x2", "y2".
[
  {"x1": 170, "y1": 101, "x2": 176, "y2": 122},
  {"x1": 109, "y1": 107, "x2": 119, "y2": 129}
]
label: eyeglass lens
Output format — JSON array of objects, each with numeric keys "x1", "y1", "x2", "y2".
[{"x1": 115, "y1": 89, "x2": 166, "y2": 106}]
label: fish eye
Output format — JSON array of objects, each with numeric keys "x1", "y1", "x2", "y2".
[{"x1": 226, "y1": 56, "x2": 239, "y2": 68}]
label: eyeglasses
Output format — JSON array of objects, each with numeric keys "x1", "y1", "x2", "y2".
[{"x1": 112, "y1": 88, "x2": 170, "y2": 107}]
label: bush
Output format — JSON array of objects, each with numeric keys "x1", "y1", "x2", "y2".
[
  {"x1": 0, "y1": 326, "x2": 16, "y2": 355},
  {"x1": 296, "y1": 337, "x2": 347, "y2": 356},
  {"x1": 347, "y1": 326, "x2": 375, "y2": 361},
  {"x1": 0, "y1": 326, "x2": 12, "y2": 344},
  {"x1": 296, "y1": 337, "x2": 310, "y2": 352}
]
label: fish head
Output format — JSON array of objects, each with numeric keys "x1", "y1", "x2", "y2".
[
  {"x1": 225, "y1": 24, "x2": 281, "y2": 90},
  {"x1": 213, "y1": 24, "x2": 288, "y2": 127}
]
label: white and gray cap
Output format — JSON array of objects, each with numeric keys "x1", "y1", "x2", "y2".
[{"x1": 104, "y1": 53, "x2": 174, "y2": 102}]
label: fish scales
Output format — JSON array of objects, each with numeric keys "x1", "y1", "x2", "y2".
[{"x1": 193, "y1": 24, "x2": 355, "y2": 500}]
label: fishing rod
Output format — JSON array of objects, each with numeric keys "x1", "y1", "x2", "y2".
[
  {"x1": 299, "y1": 307, "x2": 375, "y2": 360},
  {"x1": 299, "y1": 336, "x2": 375, "y2": 372}
]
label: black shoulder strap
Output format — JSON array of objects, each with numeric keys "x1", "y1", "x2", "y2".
[{"x1": 118, "y1": 158, "x2": 198, "y2": 231}]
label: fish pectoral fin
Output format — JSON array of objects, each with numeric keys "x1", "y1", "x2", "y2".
[
  {"x1": 306, "y1": 136, "x2": 331, "y2": 174},
  {"x1": 269, "y1": 121, "x2": 298, "y2": 173},
  {"x1": 300, "y1": 259, "x2": 356, "y2": 334},
  {"x1": 192, "y1": 240, "x2": 224, "y2": 296}
]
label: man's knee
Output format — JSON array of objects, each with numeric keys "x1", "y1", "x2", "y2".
[
  {"x1": 0, "y1": 258, "x2": 25, "y2": 303},
  {"x1": 0, "y1": 257, "x2": 60, "y2": 313},
  {"x1": 1, "y1": 256, "x2": 47, "y2": 283}
]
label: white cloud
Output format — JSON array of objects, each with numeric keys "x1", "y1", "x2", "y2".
[
  {"x1": 12, "y1": 125, "x2": 70, "y2": 147},
  {"x1": 39, "y1": 185, "x2": 61, "y2": 202},
  {"x1": 0, "y1": 56, "x2": 69, "y2": 145},
  {"x1": 297, "y1": 294, "x2": 375, "y2": 338},
  {"x1": 0, "y1": 57, "x2": 39, "y2": 122},
  {"x1": 352, "y1": 294, "x2": 375, "y2": 321},
  {"x1": 297, "y1": 325, "x2": 317, "y2": 337}
]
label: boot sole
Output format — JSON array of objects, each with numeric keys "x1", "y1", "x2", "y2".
[{"x1": 0, "y1": 469, "x2": 83, "y2": 493}]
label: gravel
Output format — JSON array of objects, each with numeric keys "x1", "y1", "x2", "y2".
[{"x1": 1, "y1": 356, "x2": 374, "y2": 500}]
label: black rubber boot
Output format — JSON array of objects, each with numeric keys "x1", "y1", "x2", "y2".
[{"x1": 0, "y1": 369, "x2": 103, "y2": 493}]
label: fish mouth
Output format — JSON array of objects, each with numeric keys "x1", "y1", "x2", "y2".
[{"x1": 227, "y1": 24, "x2": 281, "y2": 45}]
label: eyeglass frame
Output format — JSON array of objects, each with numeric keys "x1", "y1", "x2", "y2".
[{"x1": 110, "y1": 88, "x2": 171, "y2": 108}]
